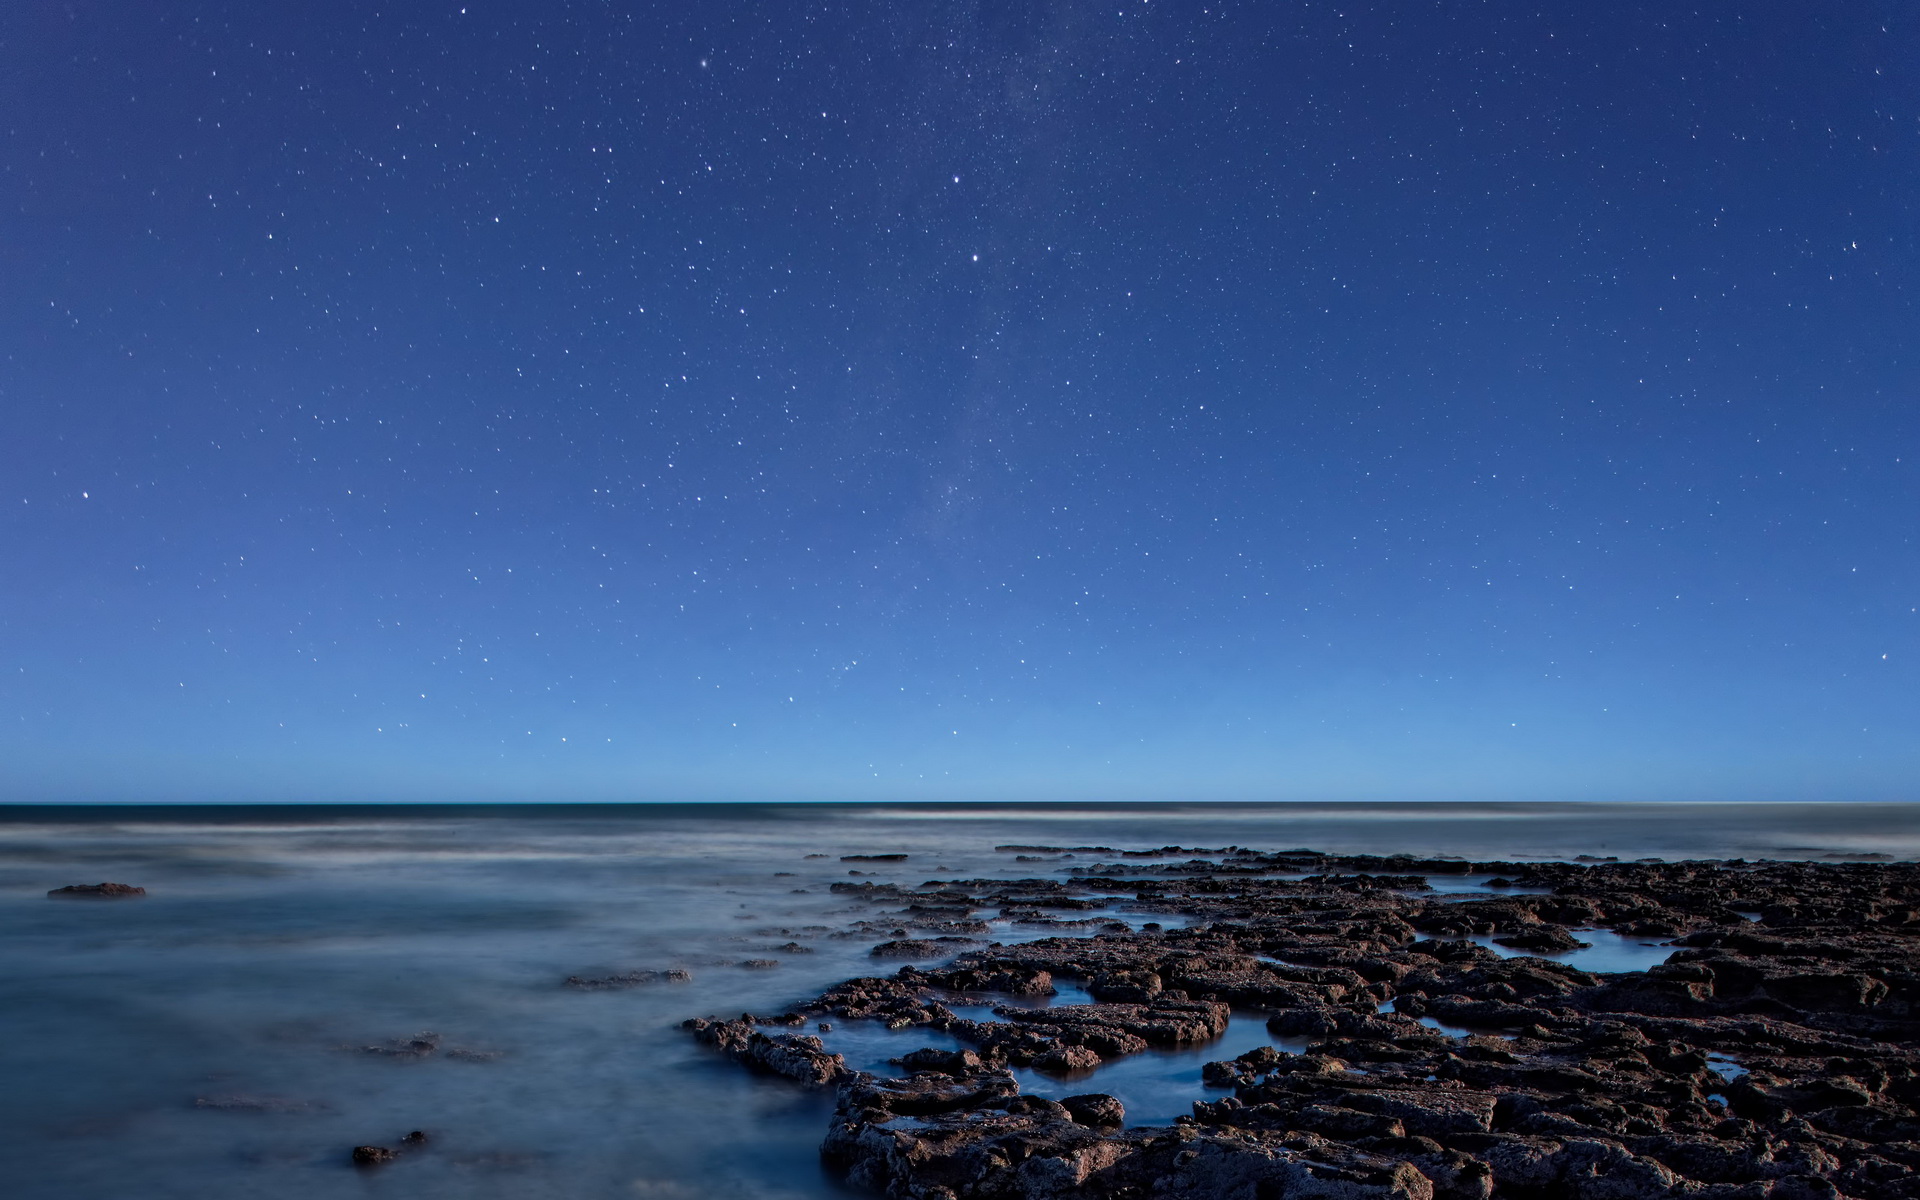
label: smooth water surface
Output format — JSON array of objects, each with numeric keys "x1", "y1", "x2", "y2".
[{"x1": 1468, "y1": 929, "x2": 1679, "y2": 974}]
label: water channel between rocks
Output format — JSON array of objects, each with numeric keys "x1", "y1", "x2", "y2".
[{"x1": 818, "y1": 896, "x2": 1689, "y2": 1128}]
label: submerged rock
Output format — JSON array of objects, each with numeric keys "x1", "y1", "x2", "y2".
[
  {"x1": 350, "y1": 1131, "x2": 428, "y2": 1167},
  {"x1": 194, "y1": 1094, "x2": 319, "y2": 1114},
  {"x1": 870, "y1": 939, "x2": 946, "y2": 959},
  {"x1": 356, "y1": 1031, "x2": 441, "y2": 1059},
  {"x1": 564, "y1": 968, "x2": 692, "y2": 990}
]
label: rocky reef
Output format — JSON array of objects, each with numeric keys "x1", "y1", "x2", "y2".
[{"x1": 687, "y1": 847, "x2": 1920, "y2": 1199}]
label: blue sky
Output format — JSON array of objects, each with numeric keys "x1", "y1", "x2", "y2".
[{"x1": 2, "y1": 1, "x2": 1915, "y2": 802}]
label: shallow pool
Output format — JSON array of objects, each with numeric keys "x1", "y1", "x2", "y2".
[
  {"x1": 816, "y1": 996, "x2": 1313, "y2": 1128},
  {"x1": 1468, "y1": 929, "x2": 1675, "y2": 974},
  {"x1": 1419, "y1": 875, "x2": 1555, "y2": 897}
]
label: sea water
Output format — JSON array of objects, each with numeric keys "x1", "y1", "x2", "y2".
[{"x1": 1, "y1": 801, "x2": 1911, "y2": 1199}]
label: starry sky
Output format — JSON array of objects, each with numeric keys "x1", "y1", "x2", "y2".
[{"x1": 1, "y1": 1, "x2": 1915, "y2": 804}]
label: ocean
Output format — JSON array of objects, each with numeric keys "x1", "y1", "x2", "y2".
[{"x1": 2, "y1": 801, "x2": 1913, "y2": 1198}]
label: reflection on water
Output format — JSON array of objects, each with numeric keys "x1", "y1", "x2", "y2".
[
  {"x1": 1707, "y1": 1052, "x2": 1748, "y2": 1079},
  {"x1": 1011, "y1": 1013, "x2": 1314, "y2": 1126},
  {"x1": 0, "y1": 801, "x2": 1910, "y2": 1198},
  {"x1": 1377, "y1": 997, "x2": 1512, "y2": 1041},
  {"x1": 1421, "y1": 875, "x2": 1556, "y2": 898},
  {"x1": 1468, "y1": 930, "x2": 1677, "y2": 974}
]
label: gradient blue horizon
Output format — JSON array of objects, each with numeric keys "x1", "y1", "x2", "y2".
[{"x1": 2, "y1": 1, "x2": 1915, "y2": 805}]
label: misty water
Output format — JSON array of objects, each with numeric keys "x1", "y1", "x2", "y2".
[{"x1": 3, "y1": 801, "x2": 1912, "y2": 1199}]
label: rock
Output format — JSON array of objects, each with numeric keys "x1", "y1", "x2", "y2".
[
  {"x1": 357, "y1": 1032, "x2": 440, "y2": 1058},
  {"x1": 685, "y1": 848, "x2": 1920, "y2": 1200},
  {"x1": 926, "y1": 957, "x2": 1057, "y2": 996},
  {"x1": 351, "y1": 1145, "x2": 397, "y2": 1166},
  {"x1": 998, "y1": 998, "x2": 1231, "y2": 1046},
  {"x1": 890, "y1": 1047, "x2": 984, "y2": 1075},
  {"x1": 564, "y1": 968, "x2": 692, "y2": 989},
  {"x1": 683, "y1": 1017, "x2": 850, "y2": 1086},
  {"x1": 47, "y1": 882, "x2": 145, "y2": 898},
  {"x1": 1493, "y1": 926, "x2": 1591, "y2": 954},
  {"x1": 1038, "y1": 1044, "x2": 1103, "y2": 1074},
  {"x1": 870, "y1": 939, "x2": 945, "y2": 959},
  {"x1": 1061, "y1": 1093, "x2": 1126, "y2": 1128}
]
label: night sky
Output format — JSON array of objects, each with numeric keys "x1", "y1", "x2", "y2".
[{"x1": 2, "y1": 2, "x2": 1914, "y2": 803}]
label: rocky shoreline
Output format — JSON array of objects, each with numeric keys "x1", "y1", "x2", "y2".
[{"x1": 685, "y1": 846, "x2": 1920, "y2": 1199}]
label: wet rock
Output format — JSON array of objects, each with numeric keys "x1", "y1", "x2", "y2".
[
  {"x1": 841, "y1": 1067, "x2": 1019, "y2": 1120},
  {"x1": 687, "y1": 848, "x2": 1920, "y2": 1199},
  {"x1": 998, "y1": 998, "x2": 1230, "y2": 1047},
  {"x1": 351, "y1": 1145, "x2": 397, "y2": 1166},
  {"x1": 683, "y1": 1017, "x2": 851, "y2": 1086},
  {"x1": 564, "y1": 968, "x2": 692, "y2": 989},
  {"x1": 889, "y1": 1047, "x2": 983, "y2": 1075},
  {"x1": 1060, "y1": 1093, "x2": 1125, "y2": 1128},
  {"x1": 871, "y1": 939, "x2": 946, "y2": 959},
  {"x1": 923, "y1": 957, "x2": 1057, "y2": 996},
  {"x1": 1038, "y1": 1044, "x2": 1103, "y2": 1074},
  {"x1": 47, "y1": 882, "x2": 145, "y2": 898},
  {"x1": 1493, "y1": 926, "x2": 1591, "y2": 954},
  {"x1": 356, "y1": 1031, "x2": 441, "y2": 1058}
]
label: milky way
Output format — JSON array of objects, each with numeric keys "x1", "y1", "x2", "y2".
[{"x1": 1, "y1": 2, "x2": 1914, "y2": 801}]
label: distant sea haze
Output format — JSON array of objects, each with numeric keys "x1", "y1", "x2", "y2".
[{"x1": 0, "y1": 801, "x2": 1909, "y2": 1198}]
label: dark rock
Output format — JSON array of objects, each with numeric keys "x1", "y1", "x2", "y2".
[
  {"x1": 351, "y1": 1145, "x2": 397, "y2": 1166},
  {"x1": 889, "y1": 1047, "x2": 983, "y2": 1075},
  {"x1": 47, "y1": 882, "x2": 145, "y2": 899},
  {"x1": 356, "y1": 1032, "x2": 441, "y2": 1058},
  {"x1": 1038, "y1": 1044, "x2": 1103, "y2": 1074},
  {"x1": 685, "y1": 848, "x2": 1920, "y2": 1200},
  {"x1": 870, "y1": 939, "x2": 945, "y2": 959},
  {"x1": 1061, "y1": 1093, "x2": 1125, "y2": 1128},
  {"x1": 683, "y1": 1017, "x2": 850, "y2": 1086},
  {"x1": 564, "y1": 968, "x2": 692, "y2": 989},
  {"x1": 1493, "y1": 926, "x2": 1591, "y2": 954}
]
